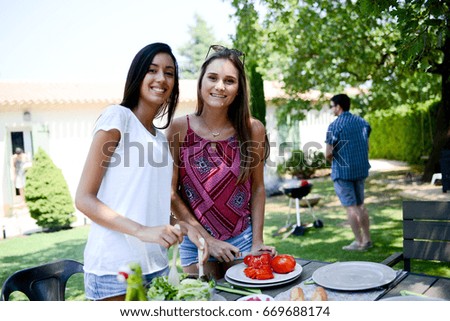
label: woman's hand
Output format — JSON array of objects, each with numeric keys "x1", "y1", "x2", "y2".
[
  {"x1": 135, "y1": 224, "x2": 183, "y2": 248},
  {"x1": 206, "y1": 237, "x2": 240, "y2": 263},
  {"x1": 250, "y1": 243, "x2": 277, "y2": 257},
  {"x1": 182, "y1": 224, "x2": 210, "y2": 265}
]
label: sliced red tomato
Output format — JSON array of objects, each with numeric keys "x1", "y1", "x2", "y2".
[
  {"x1": 244, "y1": 266, "x2": 256, "y2": 278},
  {"x1": 255, "y1": 265, "x2": 274, "y2": 280},
  {"x1": 270, "y1": 254, "x2": 296, "y2": 274},
  {"x1": 243, "y1": 253, "x2": 274, "y2": 280},
  {"x1": 243, "y1": 255, "x2": 254, "y2": 266},
  {"x1": 259, "y1": 253, "x2": 272, "y2": 265},
  {"x1": 244, "y1": 253, "x2": 272, "y2": 267},
  {"x1": 244, "y1": 266, "x2": 274, "y2": 280}
]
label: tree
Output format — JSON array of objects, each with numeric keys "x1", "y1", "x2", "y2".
[
  {"x1": 359, "y1": 0, "x2": 450, "y2": 180},
  {"x1": 178, "y1": 14, "x2": 222, "y2": 79},
  {"x1": 231, "y1": 0, "x2": 267, "y2": 125},
  {"x1": 25, "y1": 148, "x2": 76, "y2": 231},
  {"x1": 229, "y1": 0, "x2": 443, "y2": 180}
]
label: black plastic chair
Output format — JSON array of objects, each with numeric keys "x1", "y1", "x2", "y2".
[{"x1": 0, "y1": 259, "x2": 84, "y2": 301}]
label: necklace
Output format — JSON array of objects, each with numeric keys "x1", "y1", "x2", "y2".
[{"x1": 201, "y1": 116, "x2": 227, "y2": 138}]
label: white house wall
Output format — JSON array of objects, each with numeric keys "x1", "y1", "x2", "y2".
[
  {"x1": 265, "y1": 105, "x2": 333, "y2": 170},
  {"x1": 299, "y1": 107, "x2": 335, "y2": 152}
]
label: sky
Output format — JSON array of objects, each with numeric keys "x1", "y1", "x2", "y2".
[{"x1": 0, "y1": 0, "x2": 236, "y2": 82}]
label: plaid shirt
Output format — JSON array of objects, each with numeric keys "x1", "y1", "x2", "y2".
[{"x1": 325, "y1": 111, "x2": 371, "y2": 181}]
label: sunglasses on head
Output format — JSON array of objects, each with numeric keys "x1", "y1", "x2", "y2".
[{"x1": 205, "y1": 45, "x2": 245, "y2": 66}]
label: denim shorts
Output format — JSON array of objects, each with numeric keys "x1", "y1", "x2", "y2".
[
  {"x1": 84, "y1": 267, "x2": 168, "y2": 300},
  {"x1": 179, "y1": 225, "x2": 252, "y2": 267},
  {"x1": 334, "y1": 179, "x2": 365, "y2": 206}
]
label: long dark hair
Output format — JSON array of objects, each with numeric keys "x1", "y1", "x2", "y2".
[
  {"x1": 196, "y1": 48, "x2": 254, "y2": 183},
  {"x1": 120, "y1": 42, "x2": 179, "y2": 129}
]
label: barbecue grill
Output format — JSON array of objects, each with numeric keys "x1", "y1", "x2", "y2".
[{"x1": 276, "y1": 180, "x2": 324, "y2": 237}]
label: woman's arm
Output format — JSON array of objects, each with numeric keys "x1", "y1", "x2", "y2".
[
  {"x1": 75, "y1": 129, "x2": 182, "y2": 248},
  {"x1": 249, "y1": 118, "x2": 276, "y2": 255}
]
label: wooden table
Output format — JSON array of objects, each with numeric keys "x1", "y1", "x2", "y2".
[{"x1": 217, "y1": 259, "x2": 450, "y2": 301}]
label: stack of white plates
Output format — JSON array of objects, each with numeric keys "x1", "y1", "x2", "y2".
[{"x1": 224, "y1": 263, "x2": 303, "y2": 288}]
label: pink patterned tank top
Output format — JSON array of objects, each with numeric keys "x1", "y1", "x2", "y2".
[{"x1": 179, "y1": 116, "x2": 251, "y2": 241}]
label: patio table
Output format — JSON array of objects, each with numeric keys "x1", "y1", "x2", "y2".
[{"x1": 216, "y1": 259, "x2": 450, "y2": 301}]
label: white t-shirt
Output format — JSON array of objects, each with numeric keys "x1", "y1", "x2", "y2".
[{"x1": 83, "y1": 105, "x2": 173, "y2": 276}]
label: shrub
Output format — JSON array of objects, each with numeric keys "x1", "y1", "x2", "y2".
[
  {"x1": 366, "y1": 99, "x2": 438, "y2": 164},
  {"x1": 25, "y1": 148, "x2": 76, "y2": 231},
  {"x1": 277, "y1": 149, "x2": 327, "y2": 179}
]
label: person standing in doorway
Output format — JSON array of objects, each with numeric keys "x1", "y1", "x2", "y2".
[
  {"x1": 11, "y1": 147, "x2": 30, "y2": 204},
  {"x1": 325, "y1": 94, "x2": 372, "y2": 251}
]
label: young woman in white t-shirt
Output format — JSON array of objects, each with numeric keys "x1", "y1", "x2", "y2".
[{"x1": 75, "y1": 43, "x2": 208, "y2": 301}]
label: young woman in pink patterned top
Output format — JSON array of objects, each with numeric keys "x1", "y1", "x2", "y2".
[{"x1": 166, "y1": 45, "x2": 276, "y2": 279}]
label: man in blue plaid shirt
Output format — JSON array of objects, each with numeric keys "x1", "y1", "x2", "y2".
[{"x1": 325, "y1": 94, "x2": 372, "y2": 251}]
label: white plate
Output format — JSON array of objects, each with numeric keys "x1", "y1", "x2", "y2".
[
  {"x1": 237, "y1": 294, "x2": 274, "y2": 301},
  {"x1": 225, "y1": 274, "x2": 301, "y2": 288},
  {"x1": 381, "y1": 296, "x2": 445, "y2": 301},
  {"x1": 225, "y1": 263, "x2": 303, "y2": 285},
  {"x1": 312, "y1": 261, "x2": 397, "y2": 291}
]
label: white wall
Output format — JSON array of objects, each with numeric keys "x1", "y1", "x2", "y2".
[
  {"x1": 0, "y1": 105, "x2": 103, "y2": 218},
  {"x1": 299, "y1": 107, "x2": 335, "y2": 152}
]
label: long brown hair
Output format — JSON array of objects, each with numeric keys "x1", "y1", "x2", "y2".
[{"x1": 196, "y1": 48, "x2": 255, "y2": 184}]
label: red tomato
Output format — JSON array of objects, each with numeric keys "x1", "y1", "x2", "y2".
[
  {"x1": 244, "y1": 266, "x2": 274, "y2": 280},
  {"x1": 270, "y1": 254, "x2": 296, "y2": 274},
  {"x1": 255, "y1": 265, "x2": 274, "y2": 280},
  {"x1": 259, "y1": 253, "x2": 272, "y2": 265},
  {"x1": 243, "y1": 254, "x2": 275, "y2": 280},
  {"x1": 244, "y1": 253, "x2": 272, "y2": 268},
  {"x1": 243, "y1": 255, "x2": 254, "y2": 266}
]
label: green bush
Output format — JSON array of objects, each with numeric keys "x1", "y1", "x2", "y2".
[
  {"x1": 366, "y1": 100, "x2": 438, "y2": 164},
  {"x1": 25, "y1": 148, "x2": 76, "y2": 231},
  {"x1": 277, "y1": 149, "x2": 327, "y2": 179}
]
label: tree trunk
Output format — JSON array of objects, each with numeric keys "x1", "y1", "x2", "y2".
[{"x1": 422, "y1": 35, "x2": 450, "y2": 182}]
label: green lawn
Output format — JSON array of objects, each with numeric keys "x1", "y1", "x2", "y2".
[
  {"x1": 1, "y1": 169, "x2": 449, "y2": 300},
  {"x1": 0, "y1": 226, "x2": 88, "y2": 300}
]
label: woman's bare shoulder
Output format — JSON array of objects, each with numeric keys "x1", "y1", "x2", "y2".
[
  {"x1": 167, "y1": 114, "x2": 190, "y2": 140},
  {"x1": 250, "y1": 117, "x2": 266, "y2": 139}
]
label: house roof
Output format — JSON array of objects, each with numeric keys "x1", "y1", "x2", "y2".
[{"x1": 0, "y1": 80, "x2": 286, "y2": 107}]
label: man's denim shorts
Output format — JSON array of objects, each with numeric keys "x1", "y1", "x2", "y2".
[
  {"x1": 84, "y1": 267, "x2": 168, "y2": 300},
  {"x1": 179, "y1": 225, "x2": 253, "y2": 267},
  {"x1": 334, "y1": 178, "x2": 365, "y2": 206}
]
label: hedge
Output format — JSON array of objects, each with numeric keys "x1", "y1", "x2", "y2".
[{"x1": 366, "y1": 100, "x2": 439, "y2": 164}]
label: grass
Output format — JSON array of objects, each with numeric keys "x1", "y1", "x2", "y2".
[
  {"x1": 0, "y1": 226, "x2": 88, "y2": 301},
  {"x1": 1, "y1": 169, "x2": 449, "y2": 300}
]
